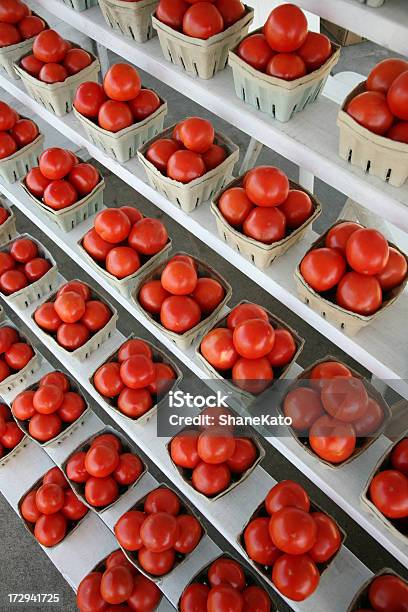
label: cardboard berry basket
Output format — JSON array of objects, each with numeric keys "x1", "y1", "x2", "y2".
[
  {"x1": 98, "y1": 0, "x2": 159, "y2": 43},
  {"x1": 0, "y1": 233, "x2": 58, "y2": 310},
  {"x1": 338, "y1": 82, "x2": 408, "y2": 187},
  {"x1": 0, "y1": 199, "x2": 17, "y2": 247},
  {"x1": 346, "y1": 569, "x2": 403, "y2": 611},
  {"x1": 14, "y1": 47, "x2": 100, "y2": 117},
  {"x1": 152, "y1": 6, "x2": 254, "y2": 80},
  {"x1": 132, "y1": 252, "x2": 232, "y2": 350},
  {"x1": 31, "y1": 280, "x2": 118, "y2": 362},
  {"x1": 278, "y1": 355, "x2": 392, "y2": 469},
  {"x1": 228, "y1": 30, "x2": 340, "y2": 123},
  {"x1": 90, "y1": 333, "x2": 183, "y2": 425},
  {"x1": 0, "y1": 320, "x2": 41, "y2": 395},
  {"x1": 196, "y1": 299, "x2": 305, "y2": 404},
  {"x1": 211, "y1": 176, "x2": 322, "y2": 269},
  {"x1": 21, "y1": 173, "x2": 105, "y2": 232},
  {"x1": 294, "y1": 219, "x2": 408, "y2": 335},
  {"x1": 138, "y1": 125, "x2": 239, "y2": 213},
  {"x1": 0, "y1": 13, "x2": 50, "y2": 80},
  {"x1": 77, "y1": 232, "x2": 172, "y2": 298},
  {"x1": 62, "y1": 0, "x2": 98, "y2": 10},
  {"x1": 73, "y1": 97, "x2": 167, "y2": 163},
  {"x1": 0, "y1": 128, "x2": 44, "y2": 184}
]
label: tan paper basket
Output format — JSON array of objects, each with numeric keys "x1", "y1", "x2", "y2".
[
  {"x1": 0, "y1": 14, "x2": 49, "y2": 79},
  {"x1": 73, "y1": 98, "x2": 167, "y2": 163},
  {"x1": 211, "y1": 176, "x2": 322, "y2": 269},
  {"x1": 229, "y1": 32, "x2": 340, "y2": 122},
  {"x1": 98, "y1": 0, "x2": 158, "y2": 43},
  {"x1": 63, "y1": 0, "x2": 99, "y2": 9},
  {"x1": 31, "y1": 280, "x2": 118, "y2": 362},
  {"x1": 346, "y1": 569, "x2": 404, "y2": 612},
  {"x1": 338, "y1": 82, "x2": 408, "y2": 187},
  {"x1": 21, "y1": 175, "x2": 105, "y2": 232},
  {"x1": 0, "y1": 233, "x2": 58, "y2": 309},
  {"x1": 132, "y1": 252, "x2": 232, "y2": 350},
  {"x1": 294, "y1": 219, "x2": 408, "y2": 335},
  {"x1": 0, "y1": 199, "x2": 17, "y2": 247},
  {"x1": 14, "y1": 48, "x2": 100, "y2": 117},
  {"x1": 138, "y1": 125, "x2": 239, "y2": 213},
  {"x1": 0, "y1": 132, "x2": 44, "y2": 184},
  {"x1": 0, "y1": 320, "x2": 41, "y2": 395},
  {"x1": 152, "y1": 6, "x2": 254, "y2": 80},
  {"x1": 90, "y1": 333, "x2": 183, "y2": 425}
]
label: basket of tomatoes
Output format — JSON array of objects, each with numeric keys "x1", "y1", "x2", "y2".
[
  {"x1": 0, "y1": 234, "x2": 58, "y2": 309},
  {"x1": 99, "y1": 0, "x2": 159, "y2": 43},
  {"x1": 296, "y1": 220, "x2": 408, "y2": 335},
  {"x1": 362, "y1": 435, "x2": 408, "y2": 540},
  {"x1": 229, "y1": 4, "x2": 340, "y2": 122},
  {"x1": 114, "y1": 485, "x2": 204, "y2": 581},
  {"x1": 0, "y1": 402, "x2": 25, "y2": 465},
  {"x1": 76, "y1": 549, "x2": 163, "y2": 611},
  {"x1": 178, "y1": 554, "x2": 274, "y2": 611},
  {"x1": 138, "y1": 117, "x2": 239, "y2": 213},
  {"x1": 18, "y1": 466, "x2": 89, "y2": 548},
  {"x1": 0, "y1": 199, "x2": 17, "y2": 246},
  {"x1": 0, "y1": 103, "x2": 44, "y2": 184},
  {"x1": 281, "y1": 356, "x2": 391, "y2": 468},
  {"x1": 14, "y1": 30, "x2": 100, "y2": 117},
  {"x1": 73, "y1": 63, "x2": 167, "y2": 163},
  {"x1": 22, "y1": 147, "x2": 105, "y2": 231},
  {"x1": 134, "y1": 252, "x2": 232, "y2": 350},
  {"x1": 152, "y1": 1, "x2": 254, "y2": 80},
  {"x1": 0, "y1": 1, "x2": 48, "y2": 79},
  {"x1": 347, "y1": 570, "x2": 407, "y2": 611},
  {"x1": 338, "y1": 59, "x2": 408, "y2": 187},
  {"x1": 32, "y1": 279, "x2": 118, "y2": 362},
  {"x1": 62, "y1": 0, "x2": 99, "y2": 11},
  {"x1": 79, "y1": 206, "x2": 171, "y2": 297},
  {"x1": 92, "y1": 335, "x2": 182, "y2": 424},
  {"x1": 0, "y1": 323, "x2": 39, "y2": 395},
  {"x1": 212, "y1": 166, "x2": 321, "y2": 269}
]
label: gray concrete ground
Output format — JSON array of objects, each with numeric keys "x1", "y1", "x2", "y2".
[{"x1": 0, "y1": 32, "x2": 407, "y2": 612}]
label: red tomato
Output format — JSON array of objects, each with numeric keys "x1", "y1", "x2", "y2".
[
  {"x1": 298, "y1": 32, "x2": 331, "y2": 71},
  {"x1": 57, "y1": 323, "x2": 90, "y2": 351},
  {"x1": 29, "y1": 412, "x2": 62, "y2": 442},
  {"x1": 367, "y1": 58, "x2": 408, "y2": 94},
  {"x1": 77, "y1": 573, "x2": 107, "y2": 612},
  {"x1": 104, "y1": 63, "x2": 141, "y2": 102},
  {"x1": 0, "y1": 421, "x2": 24, "y2": 448},
  {"x1": 74, "y1": 81, "x2": 107, "y2": 118},
  {"x1": 170, "y1": 430, "x2": 200, "y2": 469},
  {"x1": 128, "y1": 89, "x2": 161, "y2": 121},
  {"x1": 57, "y1": 280, "x2": 91, "y2": 300},
  {"x1": 34, "y1": 512, "x2": 66, "y2": 547},
  {"x1": 278, "y1": 190, "x2": 313, "y2": 230},
  {"x1": 353, "y1": 397, "x2": 384, "y2": 437},
  {"x1": 39, "y1": 148, "x2": 74, "y2": 180},
  {"x1": 243, "y1": 586, "x2": 271, "y2": 612},
  {"x1": 269, "y1": 506, "x2": 317, "y2": 554},
  {"x1": 325, "y1": 221, "x2": 362, "y2": 255},
  {"x1": 161, "y1": 296, "x2": 201, "y2": 333},
  {"x1": 173, "y1": 514, "x2": 202, "y2": 554},
  {"x1": 33, "y1": 29, "x2": 66, "y2": 62},
  {"x1": 368, "y1": 574, "x2": 408, "y2": 612},
  {"x1": 24, "y1": 258, "x2": 51, "y2": 282},
  {"x1": 267, "y1": 329, "x2": 296, "y2": 368},
  {"x1": 113, "y1": 453, "x2": 143, "y2": 485},
  {"x1": 92, "y1": 434, "x2": 122, "y2": 451},
  {"x1": 146, "y1": 138, "x2": 180, "y2": 173},
  {"x1": 182, "y1": 3, "x2": 223, "y2": 39},
  {"x1": 180, "y1": 583, "x2": 209, "y2": 612},
  {"x1": 227, "y1": 303, "x2": 268, "y2": 329},
  {"x1": 128, "y1": 573, "x2": 162, "y2": 611},
  {"x1": 0, "y1": 0, "x2": 28, "y2": 23},
  {"x1": 272, "y1": 554, "x2": 319, "y2": 601},
  {"x1": 167, "y1": 150, "x2": 206, "y2": 183},
  {"x1": 68, "y1": 163, "x2": 99, "y2": 196},
  {"x1": 58, "y1": 392, "x2": 86, "y2": 423},
  {"x1": 119, "y1": 205, "x2": 143, "y2": 225},
  {"x1": 147, "y1": 362, "x2": 176, "y2": 395},
  {"x1": 192, "y1": 461, "x2": 231, "y2": 496},
  {"x1": 144, "y1": 487, "x2": 180, "y2": 515},
  {"x1": 347, "y1": 91, "x2": 394, "y2": 135},
  {"x1": 321, "y1": 377, "x2": 368, "y2": 423},
  {"x1": 120, "y1": 355, "x2": 155, "y2": 389},
  {"x1": 0, "y1": 253, "x2": 14, "y2": 277},
  {"x1": 218, "y1": 187, "x2": 253, "y2": 227},
  {"x1": 55, "y1": 291, "x2": 86, "y2": 324},
  {"x1": 244, "y1": 166, "x2": 289, "y2": 207},
  {"x1": 98, "y1": 100, "x2": 133, "y2": 132},
  {"x1": 0, "y1": 326, "x2": 18, "y2": 351},
  {"x1": 346, "y1": 228, "x2": 389, "y2": 275},
  {"x1": 202, "y1": 144, "x2": 226, "y2": 171},
  {"x1": 106, "y1": 246, "x2": 140, "y2": 279},
  {"x1": 85, "y1": 475, "x2": 119, "y2": 507},
  {"x1": 226, "y1": 437, "x2": 257, "y2": 473},
  {"x1": 267, "y1": 53, "x2": 306, "y2": 80},
  {"x1": 85, "y1": 443, "x2": 119, "y2": 477},
  {"x1": 21, "y1": 490, "x2": 41, "y2": 523},
  {"x1": 81, "y1": 300, "x2": 111, "y2": 332},
  {"x1": 20, "y1": 54, "x2": 44, "y2": 77},
  {"x1": 232, "y1": 357, "x2": 273, "y2": 395},
  {"x1": 61, "y1": 489, "x2": 87, "y2": 521},
  {"x1": 369, "y1": 469, "x2": 408, "y2": 518},
  {"x1": 237, "y1": 33, "x2": 274, "y2": 72},
  {"x1": 34, "y1": 302, "x2": 62, "y2": 332},
  {"x1": 179, "y1": 117, "x2": 214, "y2": 153},
  {"x1": 140, "y1": 512, "x2": 178, "y2": 553},
  {"x1": 10, "y1": 119, "x2": 38, "y2": 148},
  {"x1": 66, "y1": 451, "x2": 89, "y2": 483},
  {"x1": 4, "y1": 342, "x2": 33, "y2": 369},
  {"x1": 0, "y1": 101, "x2": 18, "y2": 130},
  {"x1": 387, "y1": 70, "x2": 408, "y2": 121},
  {"x1": 43, "y1": 467, "x2": 68, "y2": 489},
  {"x1": 376, "y1": 247, "x2": 407, "y2": 291},
  {"x1": 309, "y1": 415, "x2": 356, "y2": 464},
  {"x1": 233, "y1": 318, "x2": 275, "y2": 359},
  {"x1": 309, "y1": 512, "x2": 341, "y2": 563},
  {"x1": 0, "y1": 269, "x2": 27, "y2": 294},
  {"x1": 95, "y1": 208, "x2": 131, "y2": 244},
  {"x1": 336, "y1": 272, "x2": 382, "y2": 315},
  {"x1": 161, "y1": 259, "x2": 197, "y2": 295},
  {"x1": 63, "y1": 48, "x2": 91, "y2": 75},
  {"x1": 94, "y1": 362, "x2": 124, "y2": 398},
  {"x1": 101, "y1": 565, "x2": 134, "y2": 605},
  {"x1": 243, "y1": 206, "x2": 286, "y2": 243},
  {"x1": 216, "y1": 0, "x2": 245, "y2": 26},
  {"x1": 40, "y1": 372, "x2": 69, "y2": 392},
  {"x1": 25, "y1": 167, "x2": 51, "y2": 197},
  {"x1": 128, "y1": 218, "x2": 168, "y2": 256},
  {"x1": 156, "y1": 0, "x2": 189, "y2": 29},
  {"x1": 264, "y1": 4, "x2": 307, "y2": 52},
  {"x1": 244, "y1": 517, "x2": 281, "y2": 565},
  {"x1": 200, "y1": 328, "x2": 238, "y2": 370},
  {"x1": 118, "y1": 387, "x2": 152, "y2": 419},
  {"x1": 310, "y1": 360, "x2": 352, "y2": 391},
  {"x1": 138, "y1": 547, "x2": 175, "y2": 576},
  {"x1": 283, "y1": 387, "x2": 324, "y2": 431},
  {"x1": 207, "y1": 585, "x2": 244, "y2": 612},
  {"x1": 197, "y1": 429, "x2": 235, "y2": 464},
  {"x1": 0, "y1": 358, "x2": 10, "y2": 381},
  {"x1": 208, "y1": 557, "x2": 246, "y2": 590},
  {"x1": 10, "y1": 237, "x2": 37, "y2": 263},
  {"x1": 118, "y1": 338, "x2": 152, "y2": 361},
  {"x1": 0, "y1": 132, "x2": 16, "y2": 159},
  {"x1": 192, "y1": 278, "x2": 224, "y2": 314},
  {"x1": 266, "y1": 480, "x2": 310, "y2": 514},
  {"x1": 12, "y1": 390, "x2": 34, "y2": 420},
  {"x1": 301, "y1": 247, "x2": 346, "y2": 292},
  {"x1": 0, "y1": 23, "x2": 21, "y2": 46},
  {"x1": 391, "y1": 439, "x2": 408, "y2": 476},
  {"x1": 18, "y1": 15, "x2": 46, "y2": 40},
  {"x1": 387, "y1": 121, "x2": 408, "y2": 143},
  {"x1": 82, "y1": 228, "x2": 112, "y2": 262},
  {"x1": 35, "y1": 482, "x2": 64, "y2": 515},
  {"x1": 39, "y1": 63, "x2": 68, "y2": 84},
  {"x1": 106, "y1": 550, "x2": 136, "y2": 572}
]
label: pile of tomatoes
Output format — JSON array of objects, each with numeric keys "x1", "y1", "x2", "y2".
[
  {"x1": 351, "y1": 573, "x2": 408, "y2": 611},
  {"x1": 74, "y1": 63, "x2": 161, "y2": 133},
  {"x1": 284, "y1": 360, "x2": 386, "y2": 465},
  {"x1": 300, "y1": 222, "x2": 407, "y2": 316},
  {"x1": 138, "y1": 253, "x2": 226, "y2": 334},
  {"x1": 180, "y1": 556, "x2": 272, "y2": 611},
  {"x1": 94, "y1": 337, "x2": 177, "y2": 420},
  {"x1": 25, "y1": 147, "x2": 101, "y2": 211},
  {"x1": 0, "y1": 403, "x2": 24, "y2": 457},
  {"x1": 156, "y1": 0, "x2": 246, "y2": 38},
  {"x1": 0, "y1": 236, "x2": 52, "y2": 296},
  {"x1": 218, "y1": 166, "x2": 314, "y2": 244},
  {"x1": 368, "y1": 437, "x2": 408, "y2": 526},
  {"x1": 65, "y1": 432, "x2": 144, "y2": 510},
  {"x1": 244, "y1": 480, "x2": 342, "y2": 601},
  {"x1": 20, "y1": 29, "x2": 92, "y2": 84},
  {"x1": 12, "y1": 371, "x2": 87, "y2": 443},
  {"x1": 146, "y1": 116, "x2": 227, "y2": 183},
  {"x1": 201, "y1": 302, "x2": 297, "y2": 394},
  {"x1": 0, "y1": 0, "x2": 46, "y2": 49},
  {"x1": 0, "y1": 325, "x2": 34, "y2": 382},
  {"x1": 115, "y1": 486, "x2": 202, "y2": 577},
  {"x1": 76, "y1": 549, "x2": 162, "y2": 612},
  {"x1": 238, "y1": 4, "x2": 333, "y2": 81},
  {"x1": 20, "y1": 466, "x2": 88, "y2": 548},
  {"x1": 34, "y1": 280, "x2": 113, "y2": 352},
  {"x1": 346, "y1": 58, "x2": 408, "y2": 141},
  {"x1": 82, "y1": 207, "x2": 169, "y2": 280},
  {"x1": 0, "y1": 102, "x2": 40, "y2": 161}
]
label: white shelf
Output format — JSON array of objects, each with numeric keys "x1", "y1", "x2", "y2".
[{"x1": 26, "y1": 0, "x2": 408, "y2": 233}]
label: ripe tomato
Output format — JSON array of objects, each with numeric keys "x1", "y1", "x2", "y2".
[
  {"x1": 35, "y1": 482, "x2": 64, "y2": 515},
  {"x1": 321, "y1": 377, "x2": 368, "y2": 423},
  {"x1": 20, "y1": 54, "x2": 44, "y2": 77},
  {"x1": 33, "y1": 384, "x2": 64, "y2": 414},
  {"x1": 387, "y1": 70, "x2": 408, "y2": 120},
  {"x1": 167, "y1": 150, "x2": 206, "y2": 183},
  {"x1": 10, "y1": 118, "x2": 38, "y2": 148},
  {"x1": 81, "y1": 300, "x2": 111, "y2": 332},
  {"x1": 0, "y1": 269, "x2": 28, "y2": 294},
  {"x1": 202, "y1": 144, "x2": 226, "y2": 171},
  {"x1": 336, "y1": 272, "x2": 382, "y2": 315},
  {"x1": 0, "y1": 326, "x2": 18, "y2": 351},
  {"x1": 82, "y1": 228, "x2": 112, "y2": 262},
  {"x1": 147, "y1": 362, "x2": 176, "y2": 395},
  {"x1": 208, "y1": 557, "x2": 246, "y2": 590},
  {"x1": 238, "y1": 33, "x2": 274, "y2": 72},
  {"x1": 85, "y1": 475, "x2": 119, "y2": 507},
  {"x1": 0, "y1": 0, "x2": 28, "y2": 23},
  {"x1": 24, "y1": 258, "x2": 51, "y2": 283},
  {"x1": 325, "y1": 221, "x2": 362, "y2": 255},
  {"x1": 0, "y1": 421, "x2": 24, "y2": 448},
  {"x1": 161, "y1": 296, "x2": 201, "y2": 332},
  {"x1": 269, "y1": 507, "x2": 317, "y2": 554},
  {"x1": 68, "y1": 163, "x2": 99, "y2": 196},
  {"x1": 144, "y1": 487, "x2": 180, "y2": 515},
  {"x1": 55, "y1": 291, "x2": 86, "y2": 324},
  {"x1": 369, "y1": 574, "x2": 408, "y2": 612},
  {"x1": 95, "y1": 208, "x2": 131, "y2": 244},
  {"x1": 43, "y1": 467, "x2": 68, "y2": 489},
  {"x1": 173, "y1": 514, "x2": 202, "y2": 554},
  {"x1": 346, "y1": 228, "x2": 389, "y2": 275},
  {"x1": 18, "y1": 15, "x2": 46, "y2": 40},
  {"x1": 57, "y1": 280, "x2": 91, "y2": 300},
  {"x1": 12, "y1": 390, "x2": 35, "y2": 420},
  {"x1": 25, "y1": 167, "x2": 51, "y2": 197},
  {"x1": 192, "y1": 461, "x2": 231, "y2": 495},
  {"x1": 218, "y1": 187, "x2": 253, "y2": 226},
  {"x1": 267, "y1": 53, "x2": 306, "y2": 80},
  {"x1": 106, "y1": 550, "x2": 136, "y2": 572},
  {"x1": 33, "y1": 29, "x2": 66, "y2": 62},
  {"x1": 278, "y1": 190, "x2": 313, "y2": 229},
  {"x1": 21, "y1": 490, "x2": 41, "y2": 523},
  {"x1": 347, "y1": 91, "x2": 394, "y2": 135},
  {"x1": 191, "y1": 278, "x2": 224, "y2": 315},
  {"x1": 200, "y1": 328, "x2": 238, "y2": 370},
  {"x1": 376, "y1": 246, "x2": 407, "y2": 291},
  {"x1": 156, "y1": 0, "x2": 189, "y2": 28},
  {"x1": 41, "y1": 371, "x2": 70, "y2": 392},
  {"x1": 93, "y1": 433, "x2": 121, "y2": 452},
  {"x1": 77, "y1": 573, "x2": 106, "y2": 612},
  {"x1": 118, "y1": 338, "x2": 152, "y2": 361},
  {"x1": 140, "y1": 512, "x2": 178, "y2": 553},
  {"x1": 244, "y1": 166, "x2": 289, "y2": 207},
  {"x1": 161, "y1": 259, "x2": 197, "y2": 295},
  {"x1": 0, "y1": 23, "x2": 21, "y2": 47},
  {"x1": 94, "y1": 362, "x2": 124, "y2": 398},
  {"x1": 387, "y1": 121, "x2": 408, "y2": 143},
  {"x1": 66, "y1": 451, "x2": 89, "y2": 483},
  {"x1": 272, "y1": 554, "x2": 319, "y2": 601},
  {"x1": 226, "y1": 437, "x2": 257, "y2": 473},
  {"x1": 85, "y1": 442, "x2": 119, "y2": 477},
  {"x1": 43, "y1": 179, "x2": 78, "y2": 210},
  {"x1": 104, "y1": 63, "x2": 141, "y2": 102},
  {"x1": 265, "y1": 4, "x2": 307, "y2": 52},
  {"x1": 267, "y1": 329, "x2": 296, "y2": 368},
  {"x1": 244, "y1": 517, "x2": 281, "y2": 565},
  {"x1": 120, "y1": 355, "x2": 155, "y2": 389},
  {"x1": 180, "y1": 584, "x2": 209, "y2": 612},
  {"x1": 146, "y1": 138, "x2": 180, "y2": 173},
  {"x1": 113, "y1": 453, "x2": 143, "y2": 485},
  {"x1": 0, "y1": 132, "x2": 16, "y2": 159},
  {"x1": 298, "y1": 32, "x2": 331, "y2": 72},
  {"x1": 369, "y1": 469, "x2": 408, "y2": 518},
  {"x1": 197, "y1": 429, "x2": 235, "y2": 464},
  {"x1": 5, "y1": 342, "x2": 34, "y2": 370},
  {"x1": 128, "y1": 573, "x2": 162, "y2": 611},
  {"x1": 367, "y1": 58, "x2": 408, "y2": 94},
  {"x1": 63, "y1": 48, "x2": 91, "y2": 75},
  {"x1": 39, "y1": 63, "x2": 68, "y2": 84},
  {"x1": 170, "y1": 430, "x2": 199, "y2": 469},
  {"x1": 138, "y1": 547, "x2": 175, "y2": 576},
  {"x1": 309, "y1": 415, "x2": 356, "y2": 463},
  {"x1": 183, "y1": 3, "x2": 223, "y2": 39},
  {"x1": 353, "y1": 397, "x2": 384, "y2": 437},
  {"x1": 128, "y1": 88, "x2": 161, "y2": 121},
  {"x1": 34, "y1": 512, "x2": 66, "y2": 547},
  {"x1": 0, "y1": 359, "x2": 10, "y2": 382},
  {"x1": 243, "y1": 206, "x2": 286, "y2": 243},
  {"x1": 243, "y1": 586, "x2": 271, "y2": 612},
  {"x1": 283, "y1": 387, "x2": 324, "y2": 431},
  {"x1": 232, "y1": 357, "x2": 273, "y2": 394},
  {"x1": 207, "y1": 586, "x2": 244, "y2": 612},
  {"x1": 266, "y1": 480, "x2": 310, "y2": 514},
  {"x1": 57, "y1": 323, "x2": 90, "y2": 351},
  {"x1": 118, "y1": 387, "x2": 152, "y2": 419},
  {"x1": 98, "y1": 100, "x2": 133, "y2": 132},
  {"x1": 39, "y1": 147, "x2": 74, "y2": 180},
  {"x1": 34, "y1": 302, "x2": 62, "y2": 332},
  {"x1": 28, "y1": 412, "x2": 62, "y2": 442},
  {"x1": 61, "y1": 489, "x2": 88, "y2": 521},
  {"x1": 233, "y1": 319, "x2": 275, "y2": 359},
  {"x1": 309, "y1": 512, "x2": 341, "y2": 563},
  {"x1": 0, "y1": 101, "x2": 17, "y2": 130},
  {"x1": 100, "y1": 565, "x2": 133, "y2": 605},
  {"x1": 310, "y1": 360, "x2": 352, "y2": 390},
  {"x1": 58, "y1": 391, "x2": 85, "y2": 422},
  {"x1": 391, "y1": 438, "x2": 408, "y2": 475},
  {"x1": 119, "y1": 205, "x2": 143, "y2": 224},
  {"x1": 227, "y1": 303, "x2": 268, "y2": 329},
  {"x1": 301, "y1": 247, "x2": 346, "y2": 292},
  {"x1": 74, "y1": 81, "x2": 107, "y2": 118},
  {"x1": 0, "y1": 252, "x2": 14, "y2": 277},
  {"x1": 179, "y1": 117, "x2": 214, "y2": 153},
  {"x1": 128, "y1": 218, "x2": 168, "y2": 255},
  {"x1": 216, "y1": 0, "x2": 245, "y2": 26},
  {"x1": 106, "y1": 246, "x2": 140, "y2": 279}
]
